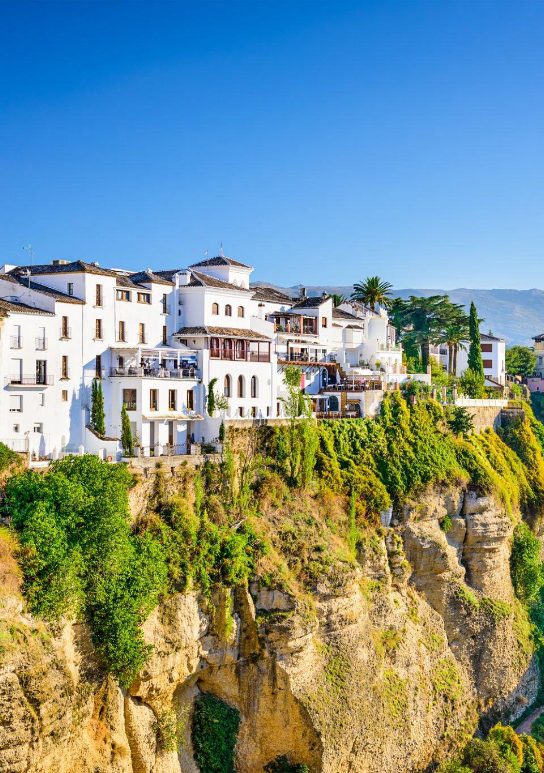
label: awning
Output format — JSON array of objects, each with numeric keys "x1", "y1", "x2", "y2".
[{"x1": 143, "y1": 413, "x2": 204, "y2": 421}]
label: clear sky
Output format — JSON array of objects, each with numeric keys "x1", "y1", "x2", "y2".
[{"x1": 1, "y1": 0, "x2": 543, "y2": 288}]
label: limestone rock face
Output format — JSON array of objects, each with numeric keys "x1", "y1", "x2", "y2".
[{"x1": 0, "y1": 484, "x2": 538, "y2": 772}]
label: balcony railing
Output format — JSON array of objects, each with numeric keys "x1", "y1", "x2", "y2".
[
  {"x1": 10, "y1": 336, "x2": 22, "y2": 349},
  {"x1": 35, "y1": 338, "x2": 48, "y2": 350},
  {"x1": 278, "y1": 353, "x2": 325, "y2": 364},
  {"x1": 59, "y1": 327, "x2": 72, "y2": 339},
  {"x1": 210, "y1": 349, "x2": 271, "y2": 362},
  {"x1": 5, "y1": 375, "x2": 54, "y2": 386},
  {"x1": 123, "y1": 401, "x2": 137, "y2": 411},
  {"x1": 110, "y1": 366, "x2": 198, "y2": 379},
  {"x1": 322, "y1": 380, "x2": 383, "y2": 392}
]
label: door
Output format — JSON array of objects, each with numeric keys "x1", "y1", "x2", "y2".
[
  {"x1": 168, "y1": 421, "x2": 174, "y2": 447},
  {"x1": 36, "y1": 360, "x2": 47, "y2": 385},
  {"x1": 149, "y1": 422, "x2": 155, "y2": 455}
]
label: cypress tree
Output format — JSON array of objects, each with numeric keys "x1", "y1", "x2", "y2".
[
  {"x1": 467, "y1": 301, "x2": 484, "y2": 376},
  {"x1": 121, "y1": 404, "x2": 133, "y2": 457},
  {"x1": 91, "y1": 379, "x2": 106, "y2": 437}
]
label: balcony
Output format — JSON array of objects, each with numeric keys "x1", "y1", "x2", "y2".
[
  {"x1": 110, "y1": 366, "x2": 198, "y2": 379},
  {"x1": 35, "y1": 337, "x2": 48, "y2": 350},
  {"x1": 59, "y1": 327, "x2": 72, "y2": 340},
  {"x1": 5, "y1": 375, "x2": 54, "y2": 386},
  {"x1": 123, "y1": 401, "x2": 137, "y2": 411},
  {"x1": 10, "y1": 336, "x2": 22, "y2": 349}
]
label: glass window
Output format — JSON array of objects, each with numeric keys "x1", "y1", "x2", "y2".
[
  {"x1": 212, "y1": 302, "x2": 219, "y2": 315},
  {"x1": 225, "y1": 304, "x2": 232, "y2": 316},
  {"x1": 237, "y1": 306, "x2": 244, "y2": 317}
]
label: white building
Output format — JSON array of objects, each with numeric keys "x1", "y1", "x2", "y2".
[
  {"x1": 439, "y1": 332, "x2": 506, "y2": 386},
  {"x1": 0, "y1": 253, "x2": 423, "y2": 459}
]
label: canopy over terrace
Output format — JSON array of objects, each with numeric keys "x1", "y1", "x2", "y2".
[{"x1": 109, "y1": 344, "x2": 199, "y2": 378}]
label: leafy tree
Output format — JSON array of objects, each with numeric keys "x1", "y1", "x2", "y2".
[
  {"x1": 90, "y1": 378, "x2": 106, "y2": 436},
  {"x1": 506, "y1": 346, "x2": 537, "y2": 378},
  {"x1": 351, "y1": 276, "x2": 393, "y2": 311},
  {"x1": 460, "y1": 368, "x2": 486, "y2": 399},
  {"x1": 280, "y1": 366, "x2": 318, "y2": 487},
  {"x1": 121, "y1": 404, "x2": 133, "y2": 457},
  {"x1": 391, "y1": 295, "x2": 458, "y2": 371},
  {"x1": 443, "y1": 306, "x2": 470, "y2": 374},
  {"x1": 467, "y1": 302, "x2": 484, "y2": 377},
  {"x1": 447, "y1": 406, "x2": 475, "y2": 437},
  {"x1": 207, "y1": 378, "x2": 229, "y2": 416}
]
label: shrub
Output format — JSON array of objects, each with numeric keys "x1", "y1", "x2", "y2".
[
  {"x1": 6, "y1": 456, "x2": 167, "y2": 686},
  {"x1": 0, "y1": 442, "x2": 19, "y2": 473},
  {"x1": 191, "y1": 693, "x2": 240, "y2": 773},
  {"x1": 510, "y1": 522, "x2": 544, "y2": 604},
  {"x1": 264, "y1": 756, "x2": 309, "y2": 773}
]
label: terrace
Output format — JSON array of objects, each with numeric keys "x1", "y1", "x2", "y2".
[{"x1": 109, "y1": 346, "x2": 199, "y2": 379}]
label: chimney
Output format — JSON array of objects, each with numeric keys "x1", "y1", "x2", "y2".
[
  {"x1": 52, "y1": 259, "x2": 69, "y2": 266},
  {"x1": 177, "y1": 270, "x2": 191, "y2": 286}
]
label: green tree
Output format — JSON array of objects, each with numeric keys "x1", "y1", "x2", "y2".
[
  {"x1": 460, "y1": 368, "x2": 486, "y2": 399},
  {"x1": 447, "y1": 406, "x2": 474, "y2": 437},
  {"x1": 91, "y1": 378, "x2": 106, "y2": 436},
  {"x1": 506, "y1": 346, "x2": 537, "y2": 378},
  {"x1": 510, "y1": 521, "x2": 544, "y2": 603},
  {"x1": 191, "y1": 693, "x2": 240, "y2": 773},
  {"x1": 351, "y1": 276, "x2": 393, "y2": 311},
  {"x1": 391, "y1": 295, "x2": 453, "y2": 371},
  {"x1": 121, "y1": 404, "x2": 133, "y2": 457},
  {"x1": 442, "y1": 307, "x2": 470, "y2": 374},
  {"x1": 467, "y1": 301, "x2": 484, "y2": 377}
]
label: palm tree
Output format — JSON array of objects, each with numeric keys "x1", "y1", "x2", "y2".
[
  {"x1": 441, "y1": 306, "x2": 469, "y2": 374},
  {"x1": 351, "y1": 276, "x2": 393, "y2": 312},
  {"x1": 331, "y1": 294, "x2": 346, "y2": 307}
]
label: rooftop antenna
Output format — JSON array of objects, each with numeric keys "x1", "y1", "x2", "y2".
[
  {"x1": 22, "y1": 244, "x2": 34, "y2": 266},
  {"x1": 219, "y1": 242, "x2": 224, "y2": 258}
]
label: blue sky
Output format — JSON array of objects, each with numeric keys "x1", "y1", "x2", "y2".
[{"x1": 1, "y1": 1, "x2": 543, "y2": 289}]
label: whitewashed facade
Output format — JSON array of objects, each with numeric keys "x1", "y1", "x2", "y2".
[
  {"x1": 439, "y1": 333, "x2": 506, "y2": 386},
  {"x1": 0, "y1": 254, "x2": 419, "y2": 458}
]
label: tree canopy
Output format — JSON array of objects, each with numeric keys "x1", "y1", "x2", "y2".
[
  {"x1": 351, "y1": 276, "x2": 393, "y2": 311},
  {"x1": 506, "y1": 346, "x2": 537, "y2": 378}
]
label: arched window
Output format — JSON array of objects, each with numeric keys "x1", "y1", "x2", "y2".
[
  {"x1": 225, "y1": 304, "x2": 232, "y2": 316},
  {"x1": 224, "y1": 375, "x2": 231, "y2": 397},
  {"x1": 212, "y1": 302, "x2": 219, "y2": 315},
  {"x1": 250, "y1": 376, "x2": 258, "y2": 398},
  {"x1": 237, "y1": 306, "x2": 244, "y2": 318},
  {"x1": 237, "y1": 375, "x2": 245, "y2": 397}
]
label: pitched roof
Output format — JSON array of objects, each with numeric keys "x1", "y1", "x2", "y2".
[
  {"x1": 0, "y1": 298, "x2": 54, "y2": 316},
  {"x1": 332, "y1": 308, "x2": 362, "y2": 321},
  {"x1": 534, "y1": 333, "x2": 544, "y2": 342},
  {"x1": 10, "y1": 260, "x2": 120, "y2": 278},
  {"x1": 251, "y1": 285, "x2": 293, "y2": 304},
  {"x1": 189, "y1": 255, "x2": 251, "y2": 269},
  {"x1": 481, "y1": 332, "x2": 504, "y2": 342},
  {"x1": 129, "y1": 270, "x2": 174, "y2": 287},
  {"x1": 153, "y1": 269, "x2": 180, "y2": 282},
  {"x1": 290, "y1": 295, "x2": 330, "y2": 309},
  {"x1": 187, "y1": 270, "x2": 252, "y2": 292},
  {"x1": 175, "y1": 325, "x2": 271, "y2": 341}
]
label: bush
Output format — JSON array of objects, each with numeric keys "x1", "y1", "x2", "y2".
[
  {"x1": 0, "y1": 442, "x2": 19, "y2": 473},
  {"x1": 191, "y1": 693, "x2": 240, "y2": 773},
  {"x1": 6, "y1": 456, "x2": 167, "y2": 686},
  {"x1": 264, "y1": 756, "x2": 309, "y2": 773},
  {"x1": 510, "y1": 522, "x2": 544, "y2": 604}
]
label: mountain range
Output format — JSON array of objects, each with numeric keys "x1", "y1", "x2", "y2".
[{"x1": 252, "y1": 282, "x2": 544, "y2": 346}]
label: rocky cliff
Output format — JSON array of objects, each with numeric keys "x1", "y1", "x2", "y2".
[{"x1": 0, "y1": 477, "x2": 537, "y2": 773}]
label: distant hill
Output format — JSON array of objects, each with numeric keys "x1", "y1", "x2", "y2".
[{"x1": 251, "y1": 282, "x2": 544, "y2": 345}]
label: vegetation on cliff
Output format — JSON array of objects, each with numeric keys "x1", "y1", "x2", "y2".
[{"x1": 4, "y1": 392, "x2": 544, "y2": 769}]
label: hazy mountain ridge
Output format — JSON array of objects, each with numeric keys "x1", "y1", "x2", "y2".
[{"x1": 251, "y1": 281, "x2": 544, "y2": 345}]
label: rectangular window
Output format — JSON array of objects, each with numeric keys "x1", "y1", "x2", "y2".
[
  {"x1": 36, "y1": 326, "x2": 46, "y2": 350},
  {"x1": 33, "y1": 423, "x2": 43, "y2": 433},
  {"x1": 162, "y1": 293, "x2": 168, "y2": 314},
  {"x1": 10, "y1": 324, "x2": 22, "y2": 349},
  {"x1": 118, "y1": 320, "x2": 126, "y2": 342},
  {"x1": 95, "y1": 284, "x2": 103, "y2": 307},
  {"x1": 95, "y1": 354, "x2": 102, "y2": 378},
  {"x1": 482, "y1": 359, "x2": 493, "y2": 369},
  {"x1": 13, "y1": 424, "x2": 20, "y2": 433},
  {"x1": 36, "y1": 360, "x2": 47, "y2": 385},
  {"x1": 9, "y1": 395, "x2": 22, "y2": 413},
  {"x1": 168, "y1": 389, "x2": 177, "y2": 410},
  {"x1": 116, "y1": 289, "x2": 131, "y2": 302},
  {"x1": 149, "y1": 389, "x2": 158, "y2": 411},
  {"x1": 322, "y1": 317, "x2": 327, "y2": 327},
  {"x1": 186, "y1": 389, "x2": 194, "y2": 410},
  {"x1": 62, "y1": 390, "x2": 68, "y2": 402},
  {"x1": 61, "y1": 355, "x2": 69, "y2": 379},
  {"x1": 95, "y1": 319, "x2": 103, "y2": 339},
  {"x1": 137, "y1": 291, "x2": 151, "y2": 304},
  {"x1": 67, "y1": 282, "x2": 74, "y2": 296},
  {"x1": 123, "y1": 388, "x2": 137, "y2": 411},
  {"x1": 60, "y1": 316, "x2": 70, "y2": 338},
  {"x1": 138, "y1": 322, "x2": 146, "y2": 344},
  {"x1": 481, "y1": 343, "x2": 493, "y2": 353},
  {"x1": 162, "y1": 325, "x2": 168, "y2": 345}
]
